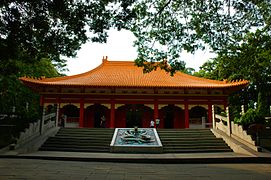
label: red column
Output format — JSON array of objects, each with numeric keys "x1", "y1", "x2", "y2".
[
  {"x1": 79, "y1": 98, "x2": 84, "y2": 128},
  {"x1": 56, "y1": 97, "x2": 60, "y2": 127},
  {"x1": 110, "y1": 101, "x2": 115, "y2": 128},
  {"x1": 184, "y1": 100, "x2": 189, "y2": 128},
  {"x1": 40, "y1": 95, "x2": 44, "y2": 107},
  {"x1": 208, "y1": 103, "x2": 212, "y2": 128},
  {"x1": 154, "y1": 100, "x2": 159, "y2": 128}
]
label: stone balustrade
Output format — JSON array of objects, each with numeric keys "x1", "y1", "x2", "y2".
[
  {"x1": 212, "y1": 105, "x2": 259, "y2": 152},
  {"x1": 13, "y1": 113, "x2": 56, "y2": 149}
]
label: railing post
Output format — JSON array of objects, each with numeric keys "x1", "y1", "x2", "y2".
[
  {"x1": 212, "y1": 105, "x2": 216, "y2": 129},
  {"x1": 55, "y1": 104, "x2": 60, "y2": 127},
  {"x1": 226, "y1": 107, "x2": 231, "y2": 136},
  {"x1": 241, "y1": 105, "x2": 245, "y2": 115},
  {"x1": 40, "y1": 106, "x2": 46, "y2": 134}
]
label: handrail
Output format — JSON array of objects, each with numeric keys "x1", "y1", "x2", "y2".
[
  {"x1": 212, "y1": 105, "x2": 259, "y2": 151},
  {"x1": 44, "y1": 113, "x2": 56, "y2": 121},
  {"x1": 215, "y1": 114, "x2": 227, "y2": 122}
]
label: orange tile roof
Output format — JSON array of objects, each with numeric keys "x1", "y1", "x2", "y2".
[{"x1": 20, "y1": 59, "x2": 249, "y2": 89}]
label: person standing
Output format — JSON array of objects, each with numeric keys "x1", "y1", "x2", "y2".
[
  {"x1": 150, "y1": 120, "x2": 155, "y2": 128},
  {"x1": 155, "y1": 118, "x2": 160, "y2": 128},
  {"x1": 100, "y1": 115, "x2": 106, "y2": 128}
]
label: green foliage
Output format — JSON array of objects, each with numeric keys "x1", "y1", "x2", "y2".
[
  {"x1": 0, "y1": 112, "x2": 39, "y2": 148},
  {"x1": 194, "y1": 29, "x2": 271, "y2": 118},
  {"x1": 234, "y1": 108, "x2": 265, "y2": 127},
  {"x1": 257, "y1": 91, "x2": 270, "y2": 117},
  {"x1": 193, "y1": 59, "x2": 221, "y2": 80},
  {"x1": 130, "y1": 0, "x2": 271, "y2": 73},
  {"x1": 2, "y1": 1, "x2": 271, "y2": 75},
  {"x1": 0, "y1": 0, "x2": 136, "y2": 75},
  {"x1": 0, "y1": 56, "x2": 62, "y2": 147}
]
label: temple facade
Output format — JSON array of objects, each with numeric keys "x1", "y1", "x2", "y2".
[{"x1": 20, "y1": 57, "x2": 248, "y2": 129}]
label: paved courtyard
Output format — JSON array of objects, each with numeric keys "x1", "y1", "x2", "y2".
[{"x1": 1, "y1": 158, "x2": 271, "y2": 180}]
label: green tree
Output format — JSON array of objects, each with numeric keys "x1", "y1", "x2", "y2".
[
  {"x1": 193, "y1": 59, "x2": 221, "y2": 80},
  {"x1": 0, "y1": 0, "x2": 136, "y2": 75},
  {"x1": 2, "y1": 1, "x2": 271, "y2": 75},
  {"x1": 130, "y1": 0, "x2": 271, "y2": 73},
  {"x1": 195, "y1": 30, "x2": 271, "y2": 116},
  {"x1": 0, "y1": 58, "x2": 61, "y2": 114}
]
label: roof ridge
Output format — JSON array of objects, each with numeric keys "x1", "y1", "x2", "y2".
[
  {"x1": 40, "y1": 59, "x2": 107, "y2": 82},
  {"x1": 174, "y1": 71, "x2": 226, "y2": 84}
]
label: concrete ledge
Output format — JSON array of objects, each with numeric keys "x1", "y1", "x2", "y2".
[{"x1": 1, "y1": 153, "x2": 271, "y2": 164}]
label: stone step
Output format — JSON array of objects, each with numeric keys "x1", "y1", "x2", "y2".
[
  {"x1": 157, "y1": 129, "x2": 232, "y2": 153},
  {"x1": 39, "y1": 128, "x2": 114, "y2": 153},
  {"x1": 47, "y1": 136, "x2": 111, "y2": 141},
  {"x1": 59, "y1": 128, "x2": 114, "y2": 132},
  {"x1": 43, "y1": 140, "x2": 111, "y2": 145},
  {"x1": 161, "y1": 141, "x2": 227, "y2": 145},
  {"x1": 55, "y1": 134, "x2": 113, "y2": 138},
  {"x1": 163, "y1": 145, "x2": 231, "y2": 149},
  {"x1": 160, "y1": 136, "x2": 218, "y2": 142},
  {"x1": 163, "y1": 148, "x2": 232, "y2": 153},
  {"x1": 158, "y1": 132, "x2": 212, "y2": 135},
  {"x1": 39, "y1": 147, "x2": 109, "y2": 152},
  {"x1": 41, "y1": 144, "x2": 109, "y2": 148}
]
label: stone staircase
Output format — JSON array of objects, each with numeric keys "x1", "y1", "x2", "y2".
[
  {"x1": 40, "y1": 128, "x2": 232, "y2": 153},
  {"x1": 158, "y1": 129, "x2": 232, "y2": 153},
  {"x1": 39, "y1": 128, "x2": 114, "y2": 152}
]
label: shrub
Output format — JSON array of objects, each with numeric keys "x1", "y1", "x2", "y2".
[
  {"x1": 234, "y1": 117, "x2": 241, "y2": 125},
  {"x1": 237, "y1": 108, "x2": 265, "y2": 128}
]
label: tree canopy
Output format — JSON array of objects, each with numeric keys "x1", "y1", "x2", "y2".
[
  {"x1": 1, "y1": 0, "x2": 270, "y2": 75},
  {"x1": 0, "y1": 0, "x2": 136, "y2": 75},
  {"x1": 130, "y1": 0, "x2": 271, "y2": 73},
  {"x1": 194, "y1": 30, "x2": 271, "y2": 116}
]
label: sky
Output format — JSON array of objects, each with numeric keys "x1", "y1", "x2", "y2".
[{"x1": 65, "y1": 29, "x2": 216, "y2": 76}]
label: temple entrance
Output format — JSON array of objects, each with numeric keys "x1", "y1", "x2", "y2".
[
  {"x1": 126, "y1": 105, "x2": 143, "y2": 128},
  {"x1": 84, "y1": 104, "x2": 109, "y2": 128},
  {"x1": 161, "y1": 105, "x2": 174, "y2": 128},
  {"x1": 159, "y1": 105, "x2": 185, "y2": 128},
  {"x1": 61, "y1": 104, "x2": 79, "y2": 127},
  {"x1": 189, "y1": 106, "x2": 208, "y2": 129}
]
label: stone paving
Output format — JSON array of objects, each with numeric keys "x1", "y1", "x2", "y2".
[{"x1": 1, "y1": 158, "x2": 271, "y2": 180}]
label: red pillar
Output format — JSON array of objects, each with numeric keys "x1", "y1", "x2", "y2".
[
  {"x1": 208, "y1": 103, "x2": 212, "y2": 128},
  {"x1": 184, "y1": 100, "x2": 189, "y2": 128},
  {"x1": 154, "y1": 100, "x2": 159, "y2": 128},
  {"x1": 79, "y1": 98, "x2": 84, "y2": 128},
  {"x1": 56, "y1": 97, "x2": 60, "y2": 127},
  {"x1": 110, "y1": 100, "x2": 115, "y2": 128},
  {"x1": 40, "y1": 95, "x2": 44, "y2": 107}
]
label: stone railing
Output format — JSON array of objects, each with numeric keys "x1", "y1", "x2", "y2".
[
  {"x1": 14, "y1": 113, "x2": 56, "y2": 149},
  {"x1": 213, "y1": 105, "x2": 259, "y2": 152},
  {"x1": 215, "y1": 114, "x2": 230, "y2": 135},
  {"x1": 231, "y1": 122, "x2": 256, "y2": 146},
  {"x1": 16, "y1": 120, "x2": 41, "y2": 146},
  {"x1": 43, "y1": 113, "x2": 56, "y2": 132}
]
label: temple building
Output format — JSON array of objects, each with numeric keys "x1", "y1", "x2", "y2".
[{"x1": 20, "y1": 57, "x2": 248, "y2": 129}]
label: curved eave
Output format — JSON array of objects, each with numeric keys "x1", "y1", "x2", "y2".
[{"x1": 20, "y1": 77, "x2": 249, "y2": 90}]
